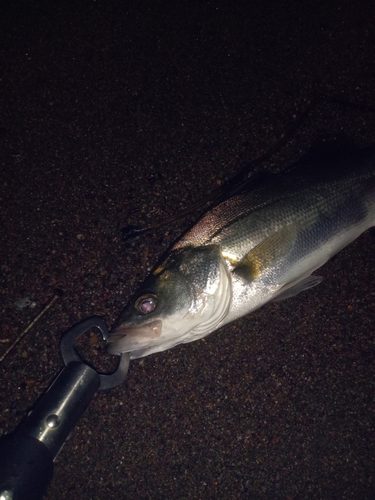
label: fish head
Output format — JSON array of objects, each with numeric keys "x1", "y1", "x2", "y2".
[{"x1": 107, "y1": 245, "x2": 231, "y2": 359}]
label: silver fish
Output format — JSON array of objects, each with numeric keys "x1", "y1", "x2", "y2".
[{"x1": 108, "y1": 144, "x2": 375, "y2": 359}]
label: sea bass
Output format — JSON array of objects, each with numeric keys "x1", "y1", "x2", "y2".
[{"x1": 107, "y1": 144, "x2": 375, "y2": 359}]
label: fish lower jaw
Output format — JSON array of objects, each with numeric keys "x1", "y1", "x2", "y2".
[{"x1": 106, "y1": 319, "x2": 162, "y2": 355}]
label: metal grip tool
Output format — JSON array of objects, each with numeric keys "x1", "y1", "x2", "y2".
[{"x1": 0, "y1": 316, "x2": 129, "y2": 500}]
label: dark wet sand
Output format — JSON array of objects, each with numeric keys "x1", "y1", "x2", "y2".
[{"x1": 1, "y1": 1, "x2": 375, "y2": 498}]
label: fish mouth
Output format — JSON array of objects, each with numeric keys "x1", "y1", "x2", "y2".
[{"x1": 107, "y1": 319, "x2": 162, "y2": 355}]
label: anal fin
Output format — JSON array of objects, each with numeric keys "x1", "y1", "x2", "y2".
[{"x1": 271, "y1": 275, "x2": 323, "y2": 302}]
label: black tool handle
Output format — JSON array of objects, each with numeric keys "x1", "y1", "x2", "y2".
[
  {"x1": 0, "y1": 434, "x2": 53, "y2": 500},
  {"x1": 0, "y1": 361, "x2": 100, "y2": 500},
  {"x1": 0, "y1": 316, "x2": 130, "y2": 500}
]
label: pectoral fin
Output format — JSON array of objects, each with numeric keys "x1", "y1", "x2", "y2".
[{"x1": 233, "y1": 225, "x2": 297, "y2": 282}]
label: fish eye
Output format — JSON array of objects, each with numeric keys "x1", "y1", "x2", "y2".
[{"x1": 135, "y1": 294, "x2": 157, "y2": 314}]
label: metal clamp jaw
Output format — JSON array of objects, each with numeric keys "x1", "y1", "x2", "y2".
[{"x1": 60, "y1": 315, "x2": 129, "y2": 390}]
